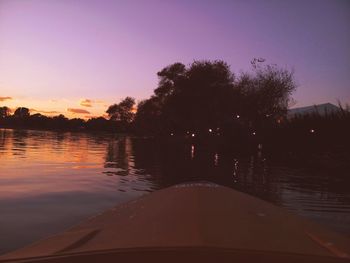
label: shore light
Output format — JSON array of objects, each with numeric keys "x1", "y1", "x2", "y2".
[
  {"x1": 252, "y1": 132, "x2": 256, "y2": 136},
  {"x1": 214, "y1": 153, "x2": 219, "y2": 166},
  {"x1": 310, "y1": 129, "x2": 315, "y2": 133},
  {"x1": 191, "y1": 133, "x2": 195, "y2": 137},
  {"x1": 170, "y1": 133, "x2": 174, "y2": 136},
  {"x1": 236, "y1": 114, "x2": 240, "y2": 119},
  {"x1": 209, "y1": 128, "x2": 212, "y2": 133}
]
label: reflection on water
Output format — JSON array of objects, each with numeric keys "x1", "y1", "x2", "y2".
[{"x1": 0, "y1": 128, "x2": 350, "y2": 254}]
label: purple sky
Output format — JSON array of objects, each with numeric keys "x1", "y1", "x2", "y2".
[{"x1": 0, "y1": 0, "x2": 349, "y2": 117}]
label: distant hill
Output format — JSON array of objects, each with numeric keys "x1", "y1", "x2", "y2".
[{"x1": 288, "y1": 103, "x2": 340, "y2": 117}]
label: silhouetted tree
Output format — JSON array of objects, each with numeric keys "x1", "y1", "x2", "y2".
[
  {"x1": 107, "y1": 97, "x2": 135, "y2": 131},
  {"x1": 69, "y1": 118, "x2": 85, "y2": 129},
  {"x1": 235, "y1": 62, "x2": 296, "y2": 128},
  {"x1": 135, "y1": 60, "x2": 237, "y2": 134},
  {"x1": 0, "y1": 106, "x2": 11, "y2": 118},
  {"x1": 134, "y1": 97, "x2": 163, "y2": 134},
  {"x1": 14, "y1": 107, "x2": 30, "y2": 118},
  {"x1": 154, "y1": 63, "x2": 186, "y2": 99},
  {"x1": 86, "y1": 117, "x2": 111, "y2": 131}
]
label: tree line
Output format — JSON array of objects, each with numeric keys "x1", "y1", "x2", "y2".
[
  {"x1": 1, "y1": 59, "x2": 349, "y2": 151},
  {"x1": 133, "y1": 59, "x2": 296, "y2": 136},
  {"x1": 1, "y1": 60, "x2": 295, "y2": 134},
  {"x1": 0, "y1": 107, "x2": 112, "y2": 131}
]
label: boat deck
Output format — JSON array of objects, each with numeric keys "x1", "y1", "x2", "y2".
[{"x1": 1, "y1": 182, "x2": 349, "y2": 262}]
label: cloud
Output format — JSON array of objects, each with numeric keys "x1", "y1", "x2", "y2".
[
  {"x1": 67, "y1": 108, "x2": 90, "y2": 114},
  {"x1": 80, "y1": 99, "x2": 107, "y2": 107},
  {"x1": 30, "y1": 108, "x2": 60, "y2": 115},
  {"x1": 80, "y1": 99, "x2": 93, "y2": 107},
  {"x1": 0, "y1": 96, "x2": 12, "y2": 102}
]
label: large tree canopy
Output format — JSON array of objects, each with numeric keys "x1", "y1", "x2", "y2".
[
  {"x1": 106, "y1": 97, "x2": 136, "y2": 124},
  {"x1": 237, "y1": 63, "x2": 295, "y2": 120},
  {"x1": 135, "y1": 60, "x2": 297, "y2": 135}
]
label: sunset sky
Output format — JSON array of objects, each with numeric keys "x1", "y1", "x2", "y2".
[{"x1": 0, "y1": 0, "x2": 349, "y2": 118}]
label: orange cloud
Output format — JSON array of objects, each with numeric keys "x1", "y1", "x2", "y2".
[
  {"x1": 0, "y1": 96, "x2": 12, "y2": 102},
  {"x1": 30, "y1": 108, "x2": 60, "y2": 115},
  {"x1": 80, "y1": 99, "x2": 93, "y2": 107},
  {"x1": 67, "y1": 108, "x2": 90, "y2": 114},
  {"x1": 80, "y1": 99, "x2": 106, "y2": 107}
]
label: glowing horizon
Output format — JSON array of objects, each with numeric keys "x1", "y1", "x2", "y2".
[{"x1": 0, "y1": 96, "x2": 111, "y2": 119}]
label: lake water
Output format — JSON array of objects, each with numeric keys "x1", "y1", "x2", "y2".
[{"x1": 0, "y1": 128, "x2": 350, "y2": 254}]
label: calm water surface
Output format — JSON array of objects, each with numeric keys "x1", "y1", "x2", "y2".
[{"x1": 0, "y1": 128, "x2": 349, "y2": 254}]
